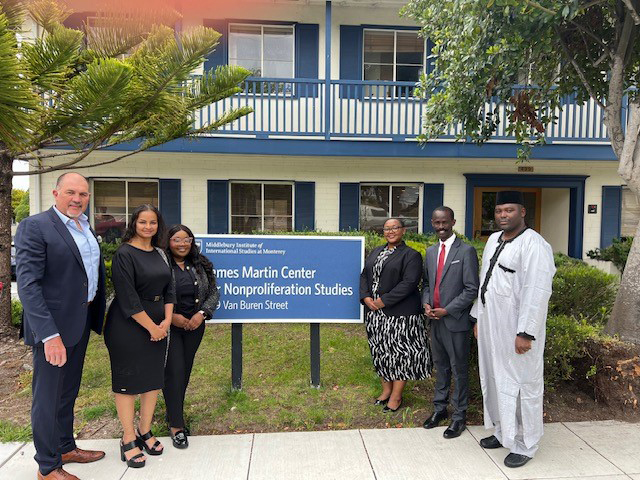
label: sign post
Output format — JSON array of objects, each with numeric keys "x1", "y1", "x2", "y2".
[{"x1": 196, "y1": 235, "x2": 364, "y2": 389}]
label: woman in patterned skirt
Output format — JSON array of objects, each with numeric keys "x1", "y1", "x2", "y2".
[{"x1": 359, "y1": 217, "x2": 432, "y2": 412}]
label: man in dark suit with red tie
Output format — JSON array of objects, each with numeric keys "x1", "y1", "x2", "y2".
[{"x1": 422, "y1": 206, "x2": 479, "y2": 438}]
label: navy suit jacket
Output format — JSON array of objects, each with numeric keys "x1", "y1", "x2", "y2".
[
  {"x1": 421, "y1": 237, "x2": 479, "y2": 332},
  {"x1": 16, "y1": 207, "x2": 107, "y2": 347}
]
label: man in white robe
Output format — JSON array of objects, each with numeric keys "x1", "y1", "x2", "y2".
[{"x1": 471, "y1": 190, "x2": 556, "y2": 468}]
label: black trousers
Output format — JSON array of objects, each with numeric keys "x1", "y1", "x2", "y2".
[
  {"x1": 431, "y1": 320, "x2": 471, "y2": 422},
  {"x1": 32, "y1": 321, "x2": 90, "y2": 475},
  {"x1": 163, "y1": 322, "x2": 205, "y2": 429}
]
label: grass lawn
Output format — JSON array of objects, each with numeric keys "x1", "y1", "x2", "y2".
[{"x1": 1, "y1": 323, "x2": 486, "y2": 442}]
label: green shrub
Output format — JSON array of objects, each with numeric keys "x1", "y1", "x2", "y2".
[
  {"x1": 549, "y1": 264, "x2": 618, "y2": 324},
  {"x1": 553, "y1": 252, "x2": 584, "y2": 268},
  {"x1": 11, "y1": 300, "x2": 22, "y2": 328},
  {"x1": 105, "y1": 260, "x2": 113, "y2": 300},
  {"x1": 100, "y1": 241, "x2": 120, "y2": 262},
  {"x1": 586, "y1": 236, "x2": 633, "y2": 272},
  {"x1": 544, "y1": 315, "x2": 601, "y2": 388}
]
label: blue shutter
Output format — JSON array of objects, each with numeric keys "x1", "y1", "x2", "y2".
[
  {"x1": 159, "y1": 179, "x2": 181, "y2": 227},
  {"x1": 600, "y1": 186, "x2": 622, "y2": 248},
  {"x1": 294, "y1": 182, "x2": 315, "y2": 231},
  {"x1": 64, "y1": 12, "x2": 92, "y2": 30},
  {"x1": 339, "y1": 25, "x2": 363, "y2": 99},
  {"x1": 203, "y1": 19, "x2": 228, "y2": 73},
  {"x1": 339, "y1": 183, "x2": 360, "y2": 231},
  {"x1": 295, "y1": 24, "x2": 319, "y2": 98},
  {"x1": 422, "y1": 183, "x2": 444, "y2": 234},
  {"x1": 208, "y1": 180, "x2": 229, "y2": 234}
]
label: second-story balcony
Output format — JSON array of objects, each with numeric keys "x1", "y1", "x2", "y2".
[{"x1": 192, "y1": 76, "x2": 613, "y2": 145}]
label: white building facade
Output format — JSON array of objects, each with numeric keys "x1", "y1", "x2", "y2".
[{"x1": 30, "y1": 0, "x2": 639, "y2": 258}]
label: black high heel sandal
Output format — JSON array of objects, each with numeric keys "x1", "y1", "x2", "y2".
[
  {"x1": 374, "y1": 397, "x2": 390, "y2": 406},
  {"x1": 120, "y1": 439, "x2": 146, "y2": 468},
  {"x1": 136, "y1": 428, "x2": 164, "y2": 456}
]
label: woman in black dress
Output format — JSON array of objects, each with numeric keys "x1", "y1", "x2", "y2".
[
  {"x1": 104, "y1": 205, "x2": 175, "y2": 468},
  {"x1": 163, "y1": 225, "x2": 219, "y2": 449},
  {"x1": 360, "y1": 218, "x2": 432, "y2": 412}
]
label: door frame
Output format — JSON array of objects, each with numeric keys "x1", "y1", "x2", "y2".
[
  {"x1": 473, "y1": 186, "x2": 542, "y2": 241},
  {"x1": 464, "y1": 174, "x2": 588, "y2": 258}
]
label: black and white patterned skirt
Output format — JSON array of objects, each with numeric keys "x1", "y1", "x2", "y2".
[{"x1": 365, "y1": 310, "x2": 432, "y2": 381}]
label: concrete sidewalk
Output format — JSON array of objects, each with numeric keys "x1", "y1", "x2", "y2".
[{"x1": 0, "y1": 420, "x2": 638, "y2": 479}]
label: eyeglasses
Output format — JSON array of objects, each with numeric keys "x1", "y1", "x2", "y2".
[
  {"x1": 382, "y1": 226, "x2": 403, "y2": 233},
  {"x1": 170, "y1": 237, "x2": 193, "y2": 245}
]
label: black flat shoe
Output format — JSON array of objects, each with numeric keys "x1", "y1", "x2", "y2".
[
  {"x1": 443, "y1": 420, "x2": 466, "y2": 439},
  {"x1": 383, "y1": 399, "x2": 403, "y2": 412},
  {"x1": 480, "y1": 435, "x2": 503, "y2": 449},
  {"x1": 136, "y1": 428, "x2": 163, "y2": 456},
  {"x1": 423, "y1": 410, "x2": 448, "y2": 429},
  {"x1": 373, "y1": 397, "x2": 390, "y2": 406},
  {"x1": 170, "y1": 429, "x2": 189, "y2": 449},
  {"x1": 504, "y1": 453, "x2": 532, "y2": 468},
  {"x1": 120, "y1": 439, "x2": 145, "y2": 468}
]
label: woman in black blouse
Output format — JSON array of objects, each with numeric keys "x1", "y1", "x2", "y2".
[
  {"x1": 104, "y1": 205, "x2": 175, "y2": 468},
  {"x1": 163, "y1": 225, "x2": 219, "y2": 449},
  {"x1": 360, "y1": 218, "x2": 432, "y2": 412}
]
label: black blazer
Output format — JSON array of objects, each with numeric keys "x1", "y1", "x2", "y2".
[
  {"x1": 16, "y1": 207, "x2": 107, "y2": 347},
  {"x1": 359, "y1": 242, "x2": 423, "y2": 316}
]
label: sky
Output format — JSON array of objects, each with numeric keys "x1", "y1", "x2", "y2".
[{"x1": 13, "y1": 161, "x2": 29, "y2": 191}]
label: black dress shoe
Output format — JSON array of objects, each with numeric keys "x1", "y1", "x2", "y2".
[
  {"x1": 170, "y1": 429, "x2": 189, "y2": 449},
  {"x1": 423, "y1": 410, "x2": 448, "y2": 429},
  {"x1": 383, "y1": 399, "x2": 402, "y2": 412},
  {"x1": 373, "y1": 397, "x2": 390, "y2": 406},
  {"x1": 480, "y1": 435, "x2": 503, "y2": 449},
  {"x1": 504, "y1": 453, "x2": 532, "y2": 468},
  {"x1": 443, "y1": 420, "x2": 466, "y2": 439}
]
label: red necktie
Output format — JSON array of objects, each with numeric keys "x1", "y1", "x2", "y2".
[{"x1": 433, "y1": 244, "x2": 446, "y2": 308}]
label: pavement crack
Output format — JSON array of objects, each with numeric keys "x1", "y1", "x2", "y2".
[
  {"x1": 246, "y1": 433, "x2": 255, "y2": 480},
  {"x1": 358, "y1": 429, "x2": 378, "y2": 480}
]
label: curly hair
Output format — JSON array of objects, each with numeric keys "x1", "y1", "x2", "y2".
[
  {"x1": 166, "y1": 224, "x2": 215, "y2": 285},
  {"x1": 121, "y1": 204, "x2": 167, "y2": 248}
]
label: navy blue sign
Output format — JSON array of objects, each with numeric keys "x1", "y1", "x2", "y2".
[{"x1": 195, "y1": 235, "x2": 364, "y2": 323}]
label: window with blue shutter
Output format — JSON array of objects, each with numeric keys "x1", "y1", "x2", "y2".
[
  {"x1": 159, "y1": 179, "x2": 181, "y2": 227},
  {"x1": 294, "y1": 182, "x2": 315, "y2": 231},
  {"x1": 208, "y1": 180, "x2": 229, "y2": 234},
  {"x1": 339, "y1": 183, "x2": 360, "y2": 231},
  {"x1": 203, "y1": 19, "x2": 228, "y2": 73},
  {"x1": 295, "y1": 24, "x2": 319, "y2": 97},
  {"x1": 422, "y1": 183, "x2": 444, "y2": 233},
  {"x1": 339, "y1": 25, "x2": 363, "y2": 99},
  {"x1": 601, "y1": 186, "x2": 622, "y2": 248}
]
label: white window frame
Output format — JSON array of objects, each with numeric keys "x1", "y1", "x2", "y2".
[
  {"x1": 229, "y1": 180, "x2": 295, "y2": 232},
  {"x1": 362, "y1": 28, "x2": 426, "y2": 83},
  {"x1": 359, "y1": 183, "x2": 423, "y2": 233},
  {"x1": 90, "y1": 178, "x2": 159, "y2": 227},
  {"x1": 228, "y1": 23, "x2": 296, "y2": 79}
]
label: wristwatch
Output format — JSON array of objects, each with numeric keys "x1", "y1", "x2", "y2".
[{"x1": 198, "y1": 309, "x2": 207, "y2": 319}]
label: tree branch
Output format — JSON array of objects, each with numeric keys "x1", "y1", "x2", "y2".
[
  {"x1": 622, "y1": 0, "x2": 640, "y2": 25},
  {"x1": 554, "y1": 26, "x2": 606, "y2": 109},
  {"x1": 13, "y1": 141, "x2": 101, "y2": 175}
]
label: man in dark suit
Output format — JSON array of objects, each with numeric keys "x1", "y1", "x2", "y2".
[
  {"x1": 16, "y1": 173, "x2": 107, "y2": 480},
  {"x1": 422, "y1": 206, "x2": 479, "y2": 438}
]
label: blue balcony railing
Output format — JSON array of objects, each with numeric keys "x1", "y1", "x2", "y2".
[{"x1": 191, "y1": 76, "x2": 614, "y2": 144}]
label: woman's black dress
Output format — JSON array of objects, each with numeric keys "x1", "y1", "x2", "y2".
[{"x1": 104, "y1": 243, "x2": 175, "y2": 394}]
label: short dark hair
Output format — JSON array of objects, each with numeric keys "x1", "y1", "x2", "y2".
[
  {"x1": 432, "y1": 206, "x2": 455, "y2": 220},
  {"x1": 121, "y1": 204, "x2": 167, "y2": 248},
  {"x1": 384, "y1": 217, "x2": 406, "y2": 228}
]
